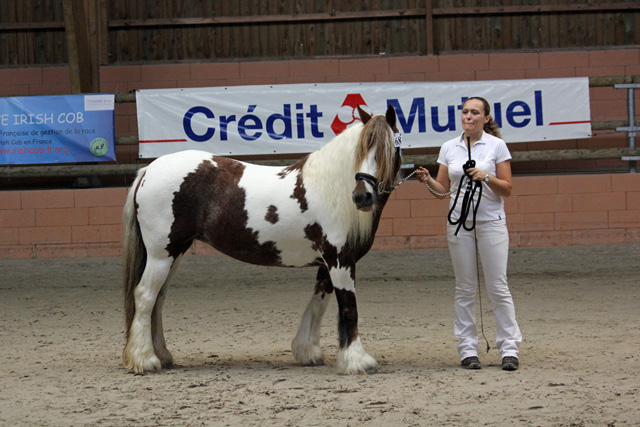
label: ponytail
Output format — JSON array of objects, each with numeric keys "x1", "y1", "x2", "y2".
[{"x1": 484, "y1": 117, "x2": 501, "y2": 138}]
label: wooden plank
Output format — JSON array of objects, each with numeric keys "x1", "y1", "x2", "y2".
[
  {"x1": 107, "y1": 8, "x2": 427, "y2": 28},
  {"x1": 63, "y1": 0, "x2": 94, "y2": 93},
  {"x1": 547, "y1": 0, "x2": 558, "y2": 48},
  {"x1": 16, "y1": 1, "x2": 26, "y2": 64},
  {"x1": 614, "y1": 10, "x2": 625, "y2": 45},
  {"x1": 432, "y1": 3, "x2": 639, "y2": 15},
  {"x1": 424, "y1": 0, "x2": 434, "y2": 55},
  {"x1": 85, "y1": 0, "x2": 100, "y2": 92},
  {"x1": 24, "y1": 0, "x2": 35, "y2": 63},
  {"x1": 501, "y1": 0, "x2": 511, "y2": 50},
  {"x1": 97, "y1": 0, "x2": 109, "y2": 65},
  {"x1": 0, "y1": 22, "x2": 65, "y2": 30},
  {"x1": 530, "y1": 0, "x2": 541, "y2": 48}
]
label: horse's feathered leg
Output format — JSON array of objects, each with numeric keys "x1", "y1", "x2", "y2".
[
  {"x1": 330, "y1": 265, "x2": 377, "y2": 375},
  {"x1": 151, "y1": 255, "x2": 183, "y2": 368},
  {"x1": 291, "y1": 265, "x2": 333, "y2": 366},
  {"x1": 123, "y1": 255, "x2": 174, "y2": 374}
]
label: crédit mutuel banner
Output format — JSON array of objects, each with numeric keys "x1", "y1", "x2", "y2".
[{"x1": 136, "y1": 78, "x2": 591, "y2": 158}]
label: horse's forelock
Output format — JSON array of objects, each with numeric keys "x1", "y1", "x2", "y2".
[{"x1": 355, "y1": 114, "x2": 396, "y2": 190}]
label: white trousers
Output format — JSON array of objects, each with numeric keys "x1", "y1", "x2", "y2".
[{"x1": 447, "y1": 218, "x2": 522, "y2": 360}]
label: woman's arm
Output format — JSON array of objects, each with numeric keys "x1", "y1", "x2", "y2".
[
  {"x1": 468, "y1": 160, "x2": 512, "y2": 197},
  {"x1": 417, "y1": 164, "x2": 451, "y2": 199}
]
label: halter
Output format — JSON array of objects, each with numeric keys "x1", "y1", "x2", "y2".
[
  {"x1": 354, "y1": 172, "x2": 378, "y2": 189},
  {"x1": 353, "y1": 133, "x2": 403, "y2": 195}
]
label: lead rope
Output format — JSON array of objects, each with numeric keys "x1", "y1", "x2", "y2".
[
  {"x1": 473, "y1": 211, "x2": 492, "y2": 354},
  {"x1": 380, "y1": 168, "x2": 455, "y2": 196},
  {"x1": 447, "y1": 137, "x2": 483, "y2": 236}
]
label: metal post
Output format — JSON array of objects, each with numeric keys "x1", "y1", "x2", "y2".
[{"x1": 614, "y1": 83, "x2": 640, "y2": 173}]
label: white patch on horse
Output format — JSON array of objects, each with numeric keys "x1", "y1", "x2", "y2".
[
  {"x1": 291, "y1": 291, "x2": 330, "y2": 366},
  {"x1": 329, "y1": 266, "x2": 355, "y2": 292},
  {"x1": 240, "y1": 164, "x2": 318, "y2": 267},
  {"x1": 336, "y1": 336, "x2": 377, "y2": 375}
]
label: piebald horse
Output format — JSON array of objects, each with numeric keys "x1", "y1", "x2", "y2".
[{"x1": 123, "y1": 105, "x2": 401, "y2": 374}]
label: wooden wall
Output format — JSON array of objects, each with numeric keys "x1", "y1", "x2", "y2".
[{"x1": 1, "y1": 0, "x2": 639, "y2": 66}]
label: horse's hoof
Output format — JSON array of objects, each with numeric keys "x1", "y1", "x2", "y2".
[
  {"x1": 291, "y1": 343, "x2": 324, "y2": 366},
  {"x1": 125, "y1": 353, "x2": 162, "y2": 375}
]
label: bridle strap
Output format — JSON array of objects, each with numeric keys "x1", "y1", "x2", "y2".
[
  {"x1": 354, "y1": 143, "x2": 402, "y2": 195},
  {"x1": 354, "y1": 172, "x2": 378, "y2": 189}
]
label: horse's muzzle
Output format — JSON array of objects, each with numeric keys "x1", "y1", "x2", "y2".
[{"x1": 353, "y1": 174, "x2": 377, "y2": 211}]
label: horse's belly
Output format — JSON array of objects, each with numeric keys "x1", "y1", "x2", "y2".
[{"x1": 206, "y1": 234, "x2": 319, "y2": 268}]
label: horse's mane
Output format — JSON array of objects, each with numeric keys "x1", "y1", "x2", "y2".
[{"x1": 301, "y1": 114, "x2": 395, "y2": 247}]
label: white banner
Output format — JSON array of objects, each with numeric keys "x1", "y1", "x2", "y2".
[{"x1": 136, "y1": 78, "x2": 591, "y2": 158}]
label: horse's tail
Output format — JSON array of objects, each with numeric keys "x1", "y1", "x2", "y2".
[{"x1": 123, "y1": 168, "x2": 147, "y2": 340}]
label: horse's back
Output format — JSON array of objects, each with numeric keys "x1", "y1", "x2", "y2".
[{"x1": 134, "y1": 150, "x2": 320, "y2": 265}]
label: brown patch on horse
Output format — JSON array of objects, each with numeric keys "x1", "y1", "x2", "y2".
[
  {"x1": 279, "y1": 157, "x2": 309, "y2": 213},
  {"x1": 304, "y1": 222, "x2": 338, "y2": 269},
  {"x1": 335, "y1": 288, "x2": 359, "y2": 347},
  {"x1": 292, "y1": 173, "x2": 308, "y2": 213},
  {"x1": 265, "y1": 205, "x2": 279, "y2": 224},
  {"x1": 314, "y1": 265, "x2": 334, "y2": 298},
  {"x1": 166, "y1": 156, "x2": 281, "y2": 265}
]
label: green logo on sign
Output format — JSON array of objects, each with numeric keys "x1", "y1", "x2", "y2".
[{"x1": 90, "y1": 138, "x2": 109, "y2": 157}]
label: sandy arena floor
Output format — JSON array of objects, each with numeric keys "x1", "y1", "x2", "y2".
[{"x1": 1, "y1": 244, "x2": 639, "y2": 426}]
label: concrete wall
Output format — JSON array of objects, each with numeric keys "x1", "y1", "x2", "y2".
[{"x1": 1, "y1": 173, "x2": 639, "y2": 259}]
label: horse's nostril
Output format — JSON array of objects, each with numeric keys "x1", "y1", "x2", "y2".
[
  {"x1": 365, "y1": 193, "x2": 373, "y2": 203},
  {"x1": 353, "y1": 191, "x2": 374, "y2": 209}
]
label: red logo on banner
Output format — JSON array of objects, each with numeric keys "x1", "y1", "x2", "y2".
[{"x1": 330, "y1": 93, "x2": 368, "y2": 135}]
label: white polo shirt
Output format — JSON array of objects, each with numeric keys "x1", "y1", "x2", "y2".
[{"x1": 437, "y1": 131, "x2": 512, "y2": 222}]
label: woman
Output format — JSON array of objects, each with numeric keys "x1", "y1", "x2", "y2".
[{"x1": 417, "y1": 97, "x2": 522, "y2": 371}]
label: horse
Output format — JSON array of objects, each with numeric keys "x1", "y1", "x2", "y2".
[{"x1": 122, "y1": 104, "x2": 402, "y2": 375}]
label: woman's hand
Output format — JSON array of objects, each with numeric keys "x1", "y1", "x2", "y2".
[
  {"x1": 466, "y1": 167, "x2": 488, "y2": 182},
  {"x1": 416, "y1": 166, "x2": 431, "y2": 183}
]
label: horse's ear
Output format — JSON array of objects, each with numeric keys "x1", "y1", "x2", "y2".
[
  {"x1": 357, "y1": 105, "x2": 371, "y2": 125},
  {"x1": 386, "y1": 104, "x2": 397, "y2": 129}
]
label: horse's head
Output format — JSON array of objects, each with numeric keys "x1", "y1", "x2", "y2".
[{"x1": 352, "y1": 104, "x2": 402, "y2": 212}]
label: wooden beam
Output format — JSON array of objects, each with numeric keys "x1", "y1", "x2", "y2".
[
  {"x1": 98, "y1": 0, "x2": 109, "y2": 65},
  {"x1": 432, "y1": 3, "x2": 638, "y2": 16},
  {"x1": 63, "y1": 0, "x2": 93, "y2": 93},
  {"x1": 425, "y1": 0, "x2": 434, "y2": 55},
  {"x1": 108, "y1": 9, "x2": 427, "y2": 28},
  {"x1": 0, "y1": 22, "x2": 65, "y2": 30},
  {"x1": 5, "y1": 3, "x2": 637, "y2": 32},
  {"x1": 86, "y1": 0, "x2": 101, "y2": 91},
  {"x1": 589, "y1": 75, "x2": 640, "y2": 87}
]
